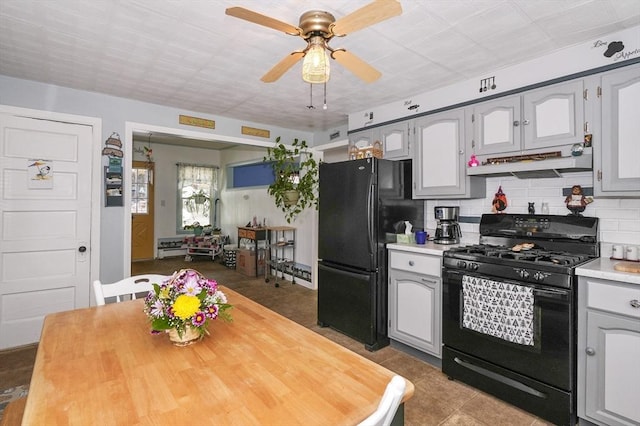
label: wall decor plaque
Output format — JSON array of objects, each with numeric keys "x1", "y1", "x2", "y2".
[
  {"x1": 179, "y1": 115, "x2": 215, "y2": 129},
  {"x1": 241, "y1": 126, "x2": 270, "y2": 138}
]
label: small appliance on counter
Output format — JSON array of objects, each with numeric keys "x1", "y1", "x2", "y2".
[{"x1": 434, "y1": 206, "x2": 462, "y2": 244}]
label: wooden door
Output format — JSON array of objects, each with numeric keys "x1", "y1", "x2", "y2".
[
  {"x1": 131, "y1": 161, "x2": 155, "y2": 261},
  {"x1": 0, "y1": 113, "x2": 93, "y2": 349}
]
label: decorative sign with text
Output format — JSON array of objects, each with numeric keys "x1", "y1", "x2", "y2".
[
  {"x1": 179, "y1": 115, "x2": 215, "y2": 129},
  {"x1": 241, "y1": 126, "x2": 270, "y2": 138}
]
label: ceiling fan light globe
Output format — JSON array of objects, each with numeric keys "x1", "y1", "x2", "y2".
[{"x1": 302, "y1": 44, "x2": 330, "y2": 83}]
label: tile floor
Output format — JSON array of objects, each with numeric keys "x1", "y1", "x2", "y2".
[{"x1": 131, "y1": 257, "x2": 552, "y2": 426}]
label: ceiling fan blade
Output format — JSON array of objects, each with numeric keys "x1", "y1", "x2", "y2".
[
  {"x1": 331, "y1": 0, "x2": 402, "y2": 36},
  {"x1": 332, "y1": 50, "x2": 381, "y2": 83},
  {"x1": 226, "y1": 7, "x2": 300, "y2": 35},
  {"x1": 261, "y1": 51, "x2": 305, "y2": 83}
]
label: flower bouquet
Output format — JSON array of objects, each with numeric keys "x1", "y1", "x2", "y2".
[{"x1": 144, "y1": 269, "x2": 232, "y2": 345}]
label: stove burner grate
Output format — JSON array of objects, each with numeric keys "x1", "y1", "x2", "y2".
[{"x1": 447, "y1": 244, "x2": 591, "y2": 268}]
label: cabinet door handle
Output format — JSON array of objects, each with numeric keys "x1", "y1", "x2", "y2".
[
  {"x1": 522, "y1": 119, "x2": 530, "y2": 125},
  {"x1": 630, "y1": 299, "x2": 640, "y2": 308},
  {"x1": 585, "y1": 347, "x2": 596, "y2": 356},
  {"x1": 421, "y1": 278, "x2": 437, "y2": 284},
  {"x1": 513, "y1": 120, "x2": 520, "y2": 127},
  {"x1": 408, "y1": 260, "x2": 414, "y2": 266}
]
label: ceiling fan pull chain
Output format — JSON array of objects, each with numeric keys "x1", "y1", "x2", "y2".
[
  {"x1": 307, "y1": 84, "x2": 315, "y2": 109},
  {"x1": 323, "y1": 82, "x2": 328, "y2": 110}
]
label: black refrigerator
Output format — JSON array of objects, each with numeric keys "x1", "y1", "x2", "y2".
[{"x1": 317, "y1": 158, "x2": 424, "y2": 351}]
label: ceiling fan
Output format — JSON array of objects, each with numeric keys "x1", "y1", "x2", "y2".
[{"x1": 225, "y1": 0, "x2": 402, "y2": 84}]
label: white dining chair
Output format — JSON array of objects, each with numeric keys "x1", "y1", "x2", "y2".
[
  {"x1": 357, "y1": 375, "x2": 407, "y2": 426},
  {"x1": 93, "y1": 274, "x2": 168, "y2": 306}
]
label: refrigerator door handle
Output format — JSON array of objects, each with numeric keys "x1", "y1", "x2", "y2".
[{"x1": 367, "y1": 182, "x2": 375, "y2": 256}]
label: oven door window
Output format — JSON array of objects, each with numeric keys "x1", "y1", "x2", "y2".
[{"x1": 442, "y1": 269, "x2": 573, "y2": 390}]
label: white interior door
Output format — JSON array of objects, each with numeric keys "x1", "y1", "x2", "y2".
[{"x1": 0, "y1": 113, "x2": 93, "y2": 349}]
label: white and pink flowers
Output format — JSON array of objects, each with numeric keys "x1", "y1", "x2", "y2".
[{"x1": 144, "y1": 269, "x2": 232, "y2": 340}]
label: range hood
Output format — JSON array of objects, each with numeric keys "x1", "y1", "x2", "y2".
[{"x1": 466, "y1": 154, "x2": 592, "y2": 179}]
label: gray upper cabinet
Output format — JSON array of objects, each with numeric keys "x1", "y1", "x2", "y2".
[
  {"x1": 348, "y1": 122, "x2": 411, "y2": 160},
  {"x1": 469, "y1": 95, "x2": 521, "y2": 156},
  {"x1": 348, "y1": 128, "x2": 376, "y2": 158},
  {"x1": 380, "y1": 121, "x2": 411, "y2": 160},
  {"x1": 594, "y1": 63, "x2": 640, "y2": 197},
  {"x1": 522, "y1": 80, "x2": 585, "y2": 150},
  {"x1": 413, "y1": 108, "x2": 485, "y2": 199},
  {"x1": 469, "y1": 80, "x2": 585, "y2": 156}
]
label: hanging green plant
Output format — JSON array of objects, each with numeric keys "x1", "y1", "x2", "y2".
[{"x1": 264, "y1": 137, "x2": 319, "y2": 223}]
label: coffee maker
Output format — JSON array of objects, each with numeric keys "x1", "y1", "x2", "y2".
[{"x1": 434, "y1": 206, "x2": 462, "y2": 244}]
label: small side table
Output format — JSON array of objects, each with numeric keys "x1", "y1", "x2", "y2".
[{"x1": 237, "y1": 227, "x2": 267, "y2": 277}]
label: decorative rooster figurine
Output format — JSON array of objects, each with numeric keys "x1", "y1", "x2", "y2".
[{"x1": 492, "y1": 186, "x2": 508, "y2": 213}]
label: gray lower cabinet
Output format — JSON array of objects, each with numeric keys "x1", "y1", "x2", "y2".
[
  {"x1": 577, "y1": 276, "x2": 640, "y2": 426},
  {"x1": 388, "y1": 249, "x2": 442, "y2": 357}
]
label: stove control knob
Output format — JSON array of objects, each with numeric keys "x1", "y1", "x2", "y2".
[
  {"x1": 533, "y1": 272, "x2": 546, "y2": 282},
  {"x1": 468, "y1": 263, "x2": 479, "y2": 271},
  {"x1": 457, "y1": 260, "x2": 467, "y2": 268},
  {"x1": 516, "y1": 268, "x2": 530, "y2": 279}
]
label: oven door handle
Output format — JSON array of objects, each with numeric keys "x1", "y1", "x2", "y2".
[{"x1": 533, "y1": 288, "x2": 570, "y2": 300}]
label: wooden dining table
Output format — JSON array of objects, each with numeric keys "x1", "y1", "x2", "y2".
[{"x1": 22, "y1": 286, "x2": 414, "y2": 425}]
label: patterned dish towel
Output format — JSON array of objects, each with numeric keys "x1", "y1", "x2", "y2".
[{"x1": 462, "y1": 275, "x2": 535, "y2": 346}]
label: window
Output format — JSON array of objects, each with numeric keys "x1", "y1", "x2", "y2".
[
  {"x1": 177, "y1": 163, "x2": 218, "y2": 231},
  {"x1": 227, "y1": 160, "x2": 300, "y2": 189},
  {"x1": 229, "y1": 161, "x2": 275, "y2": 188},
  {"x1": 131, "y1": 164, "x2": 151, "y2": 214}
]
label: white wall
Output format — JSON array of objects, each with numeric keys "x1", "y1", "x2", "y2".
[
  {"x1": 345, "y1": 24, "x2": 640, "y2": 256},
  {"x1": 132, "y1": 141, "x2": 222, "y2": 239},
  {"x1": 0, "y1": 75, "x2": 313, "y2": 284},
  {"x1": 424, "y1": 172, "x2": 640, "y2": 256},
  {"x1": 348, "y1": 25, "x2": 640, "y2": 130},
  {"x1": 220, "y1": 146, "x2": 317, "y2": 287}
]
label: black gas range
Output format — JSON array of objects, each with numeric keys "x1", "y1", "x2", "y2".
[{"x1": 442, "y1": 214, "x2": 599, "y2": 426}]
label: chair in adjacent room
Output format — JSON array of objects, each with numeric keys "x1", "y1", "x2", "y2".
[
  {"x1": 93, "y1": 274, "x2": 168, "y2": 305},
  {"x1": 357, "y1": 375, "x2": 407, "y2": 426}
]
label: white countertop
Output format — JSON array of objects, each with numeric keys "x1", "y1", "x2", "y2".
[
  {"x1": 387, "y1": 241, "x2": 640, "y2": 286},
  {"x1": 387, "y1": 243, "x2": 640, "y2": 286},
  {"x1": 387, "y1": 241, "x2": 462, "y2": 256},
  {"x1": 576, "y1": 257, "x2": 640, "y2": 286}
]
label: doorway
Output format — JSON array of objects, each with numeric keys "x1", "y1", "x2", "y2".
[{"x1": 123, "y1": 122, "x2": 276, "y2": 277}]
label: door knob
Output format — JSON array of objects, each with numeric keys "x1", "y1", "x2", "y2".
[
  {"x1": 585, "y1": 347, "x2": 596, "y2": 356},
  {"x1": 78, "y1": 246, "x2": 87, "y2": 253}
]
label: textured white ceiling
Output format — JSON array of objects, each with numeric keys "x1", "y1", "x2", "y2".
[{"x1": 1, "y1": 0, "x2": 639, "y2": 134}]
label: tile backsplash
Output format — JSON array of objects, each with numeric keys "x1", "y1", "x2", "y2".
[{"x1": 424, "y1": 171, "x2": 640, "y2": 257}]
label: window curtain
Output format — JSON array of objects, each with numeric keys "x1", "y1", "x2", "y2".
[
  {"x1": 177, "y1": 164, "x2": 218, "y2": 193},
  {"x1": 177, "y1": 163, "x2": 219, "y2": 229}
]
